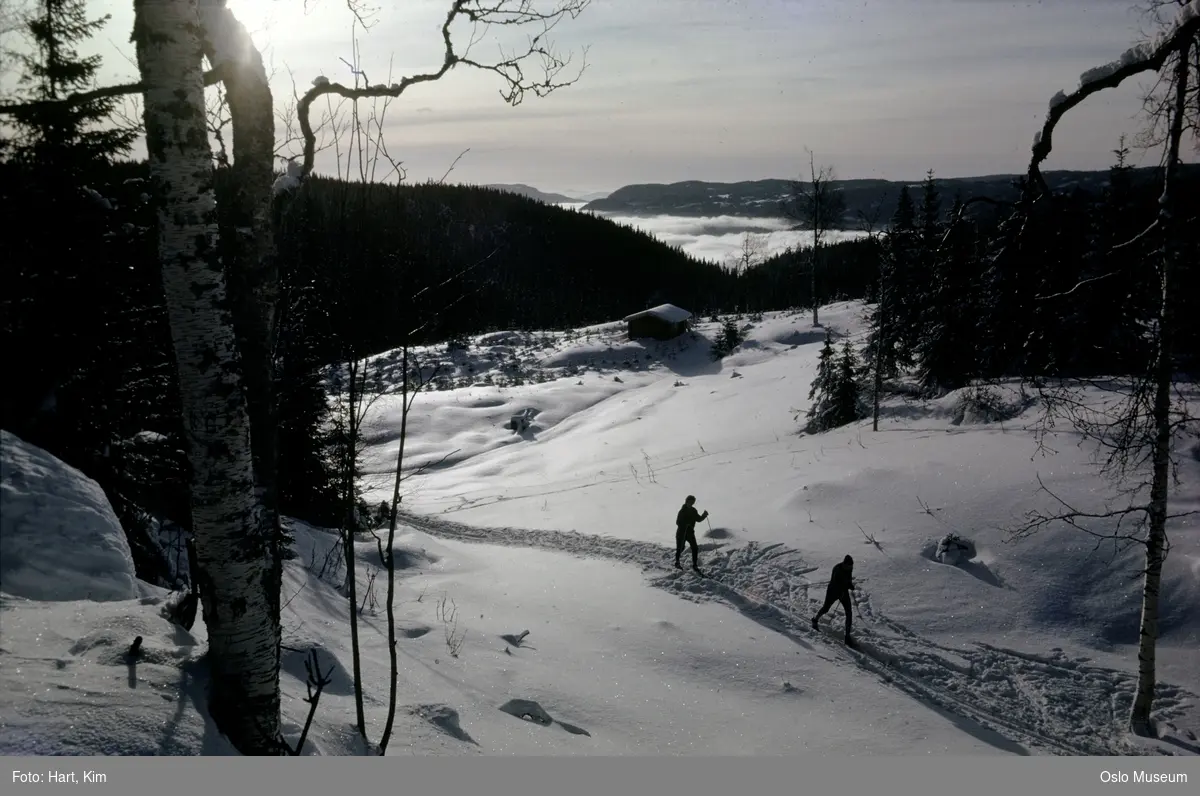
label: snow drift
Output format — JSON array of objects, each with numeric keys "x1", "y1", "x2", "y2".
[{"x1": 0, "y1": 430, "x2": 138, "y2": 602}]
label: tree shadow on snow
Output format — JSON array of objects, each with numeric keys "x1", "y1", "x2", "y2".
[
  {"x1": 498, "y1": 698, "x2": 591, "y2": 737},
  {"x1": 635, "y1": 333, "x2": 724, "y2": 379},
  {"x1": 1158, "y1": 734, "x2": 1200, "y2": 755},
  {"x1": 773, "y1": 328, "x2": 830, "y2": 348},
  {"x1": 160, "y1": 657, "x2": 235, "y2": 755},
  {"x1": 911, "y1": 698, "x2": 1031, "y2": 756},
  {"x1": 956, "y1": 559, "x2": 1007, "y2": 589},
  {"x1": 918, "y1": 545, "x2": 1008, "y2": 590},
  {"x1": 281, "y1": 645, "x2": 355, "y2": 697},
  {"x1": 411, "y1": 704, "x2": 478, "y2": 746}
]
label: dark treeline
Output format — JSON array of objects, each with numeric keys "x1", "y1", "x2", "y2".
[
  {"x1": 804, "y1": 157, "x2": 1200, "y2": 433},
  {"x1": 273, "y1": 176, "x2": 877, "y2": 362}
]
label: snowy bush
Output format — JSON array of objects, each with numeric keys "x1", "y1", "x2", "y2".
[
  {"x1": 0, "y1": 430, "x2": 138, "y2": 601},
  {"x1": 508, "y1": 407, "x2": 539, "y2": 432},
  {"x1": 935, "y1": 533, "x2": 977, "y2": 566},
  {"x1": 710, "y1": 318, "x2": 745, "y2": 360},
  {"x1": 951, "y1": 384, "x2": 1031, "y2": 425}
]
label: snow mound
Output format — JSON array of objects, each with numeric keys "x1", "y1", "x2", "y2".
[
  {"x1": 935, "y1": 383, "x2": 1035, "y2": 425},
  {"x1": 934, "y1": 533, "x2": 978, "y2": 566},
  {"x1": 0, "y1": 430, "x2": 137, "y2": 602}
]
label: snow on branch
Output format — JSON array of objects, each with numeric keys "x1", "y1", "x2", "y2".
[
  {"x1": 296, "y1": 0, "x2": 590, "y2": 182},
  {"x1": 1027, "y1": 0, "x2": 1200, "y2": 195}
]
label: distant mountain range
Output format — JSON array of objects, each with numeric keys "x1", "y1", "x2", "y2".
[
  {"x1": 587, "y1": 168, "x2": 1200, "y2": 225},
  {"x1": 485, "y1": 183, "x2": 600, "y2": 204},
  {"x1": 492, "y1": 167, "x2": 1198, "y2": 228}
]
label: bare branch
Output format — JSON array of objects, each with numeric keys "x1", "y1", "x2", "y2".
[
  {"x1": 286, "y1": 648, "x2": 334, "y2": 755},
  {"x1": 1006, "y1": 473, "x2": 1153, "y2": 545},
  {"x1": 296, "y1": 0, "x2": 590, "y2": 182},
  {"x1": 935, "y1": 194, "x2": 1018, "y2": 251},
  {"x1": 1111, "y1": 219, "x2": 1161, "y2": 251},
  {"x1": 438, "y1": 148, "x2": 471, "y2": 183},
  {"x1": 855, "y1": 522, "x2": 888, "y2": 556},
  {"x1": 916, "y1": 495, "x2": 952, "y2": 528},
  {"x1": 1034, "y1": 270, "x2": 1122, "y2": 301},
  {"x1": 0, "y1": 68, "x2": 226, "y2": 115},
  {"x1": 407, "y1": 448, "x2": 463, "y2": 479}
]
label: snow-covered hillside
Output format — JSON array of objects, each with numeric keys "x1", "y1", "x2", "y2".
[{"x1": 2, "y1": 301, "x2": 1197, "y2": 756}]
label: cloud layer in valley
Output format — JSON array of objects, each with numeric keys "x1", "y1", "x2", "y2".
[{"x1": 559, "y1": 205, "x2": 868, "y2": 265}]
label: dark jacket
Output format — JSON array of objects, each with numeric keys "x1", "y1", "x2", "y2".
[
  {"x1": 676, "y1": 504, "x2": 706, "y2": 533},
  {"x1": 826, "y1": 561, "x2": 855, "y2": 597}
]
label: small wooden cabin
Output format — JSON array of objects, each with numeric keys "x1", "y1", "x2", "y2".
[{"x1": 623, "y1": 304, "x2": 692, "y2": 340}]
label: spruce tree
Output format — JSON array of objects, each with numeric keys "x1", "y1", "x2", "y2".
[
  {"x1": 863, "y1": 185, "x2": 918, "y2": 382},
  {"x1": 711, "y1": 317, "x2": 744, "y2": 359},
  {"x1": 805, "y1": 333, "x2": 837, "y2": 432},
  {"x1": 915, "y1": 195, "x2": 980, "y2": 394},
  {"x1": 275, "y1": 261, "x2": 342, "y2": 527},
  {"x1": 9, "y1": 0, "x2": 135, "y2": 172},
  {"x1": 1076, "y1": 139, "x2": 1156, "y2": 375},
  {"x1": 806, "y1": 334, "x2": 861, "y2": 432},
  {"x1": 2, "y1": 3, "x2": 171, "y2": 584},
  {"x1": 831, "y1": 340, "x2": 862, "y2": 427},
  {"x1": 919, "y1": 169, "x2": 942, "y2": 246}
]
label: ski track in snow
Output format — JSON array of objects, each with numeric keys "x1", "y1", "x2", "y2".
[{"x1": 396, "y1": 509, "x2": 1195, "y2": 757}]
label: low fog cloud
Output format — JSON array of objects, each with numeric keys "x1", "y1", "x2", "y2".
[{"x1": 559, "y1": 205, "x2": 868, "y2": 265}]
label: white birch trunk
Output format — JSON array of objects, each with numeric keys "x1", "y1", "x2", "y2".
[
  {"x1": 197, "y1": 0, "x2": 284, "y2": 620},
  {"x1": 133, "y1": 0, "x2": 281, "y2": 754},
  {"x1": 198, "y1": 1, "x2": 278, "y2": 493},
  {"x1": 1130, "y1": 37, "x2": 1191, "y2": 738}
]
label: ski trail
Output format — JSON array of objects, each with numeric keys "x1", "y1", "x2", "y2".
[{"x1": 395, "y1": 509, "x2": 1195, "y2": 756}]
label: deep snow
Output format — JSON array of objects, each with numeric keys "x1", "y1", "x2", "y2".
[{"x1": 1, "y1": 301, "x2": 1197, "y2": 756}]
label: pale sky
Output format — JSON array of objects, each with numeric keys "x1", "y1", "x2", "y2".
[{"x1": 5, "y1": 0, "x2": 1188, "y2": 195}]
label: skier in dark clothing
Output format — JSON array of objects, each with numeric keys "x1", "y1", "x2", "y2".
[
  {"x1": 812, "y1": 554, "x2": 857, "y2": 645},
  {"x1": 674, "y1": 495, "x2": 709, "y2": 573}
]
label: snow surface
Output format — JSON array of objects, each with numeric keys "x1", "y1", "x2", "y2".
[
  {"x1": 1, "y1": 430, "x2": 138, "y2": 602},
  {"x1": 2, "y1": 301, "x2": 1198, "y2": 756}
]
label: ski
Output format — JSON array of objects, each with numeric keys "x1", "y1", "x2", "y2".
[{"x1": 813, "y1": 621, "x2": 863, "y2": 652}]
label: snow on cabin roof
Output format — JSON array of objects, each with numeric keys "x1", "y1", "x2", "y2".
[{"x1": 623, "y1": 304, "x2": 693, "y2": 324}]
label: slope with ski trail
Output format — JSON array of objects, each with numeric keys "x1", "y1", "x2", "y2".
[{"x1": 395, "y1": 509, "x2": 1196, "y2": 756}]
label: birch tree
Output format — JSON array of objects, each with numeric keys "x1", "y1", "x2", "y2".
[
  {"x1": 4, "y1": 0, "x2": 592, "y2": 756},
  {"x1": 132, "y1": 0, "x2": 281, "y2": 753},
  {"x1": 782, "y1": 150, "x2": 846, "y2": 327},
  {"x1": 1008, "y1": 0, "x2": 1200, "y2": 738},
  {"x1": 198, "y1": 0, "x2": 282, "y2": 551}
]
